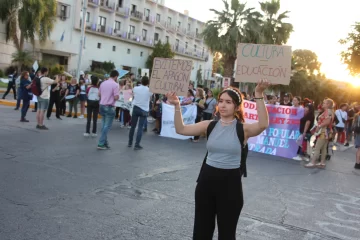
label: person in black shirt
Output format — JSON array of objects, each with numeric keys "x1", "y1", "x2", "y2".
[
  {"x1": 280, "y1": 93, "x2": 292, "y2": 106},
  {"x1": 345, "y1": 102, "x2": 359, "y2": 146},
  {"x1": 46, "y1": 80, "x2": 62, "y2": 120},
  {"x1": 2, "y1": 71, "x2": 17, "y2": 100}
]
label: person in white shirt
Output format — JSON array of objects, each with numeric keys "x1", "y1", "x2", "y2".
[
  {"x1": 335, "y1": 103, "x2": 348, "y2": 144},
  {"x1": 36, "y1": 67, "x2": 59, "y2": 130},
  {"x1": 128, "y1": 76, "x2": 152, "y2": 150}
]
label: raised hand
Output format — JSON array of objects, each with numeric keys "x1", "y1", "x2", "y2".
[
  {"x1": 255, "y1": 79, "x2": 271, "y2": 94},
  {"x1": 166, "y1": 92, "x2": 180, "y2": 105}
]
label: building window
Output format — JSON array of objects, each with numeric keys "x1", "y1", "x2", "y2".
[
  {"x1": 185, "y1": 42, "x2": 188, "y2": 49},
  {"x1": 142, "y1": 29, "x2": 147, "y2": 40},
  {"x1": 115, "y1": 21, "x2": 121, "y2": 30},
  {"x1": 129, "y1": 25, "x2": 135, "y2": 34},
  {"x1": 144, "y1": 9, "x2": 150, "y2": 18},
  {"x1": 97, "y1": 43, "x2": 101, "y2": 49},
  {"x1": 178, "y1": 21, "x2": 181, "y2": 28},
  {"x1": 167, "y1": 17, "x2": 172, "y2": 25},
  {"x1": 98, "y1": 16, "x2": 106, "y2": 26},
  {"x1": 156, "y1": 14, "x2": 161, "y2": 22},
  {"x1": 140, "y1": 52, "x2": 143, "y2": 57},
  {"x1": 118, "y1": 0, "x2": 123, "y2": 8},
  {"x1": 165, "y1": 36, "x2": 169, "y2": 43},
  {"x1": 113, "y1": 46, "x2": 116, "y2": 51},
  {"x1": 187, "y1": 23, "x2": 191, "y2": 31},
  {"x1": 154, "y1": 33, "x2": 159, "y2": 41},
  {"x1": 60, "y1": 5, "x2": 67, "y2": 19},
  {"x1": 196, "y1": 28, "x2": 198, "y2": 35},
  {"x1": 131, "y1": 4, "x2": 137, "y2": 13},
  {"x1": 86, "y1": 12, "x2": 90, "y2": 22},
  {"x1": 127, "y1": 49, "x2": 131, "y2": 54},
  {"x1": 194, "y1": 44, "x2": 197, "y2": 52}
]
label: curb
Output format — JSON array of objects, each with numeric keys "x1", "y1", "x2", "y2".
[{"x1": 0, "y1": 99, "x2": 97, "y2": 118}]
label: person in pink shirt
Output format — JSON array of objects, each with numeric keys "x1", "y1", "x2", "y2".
[{"x1": 97, "y1": 70, "x2": 120, "y2": 150}]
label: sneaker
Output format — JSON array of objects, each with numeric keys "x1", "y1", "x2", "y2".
[
  {"x1": 84, "y1": 133, "x2": 90, "y2": 137},
  {"x1": 134, "y1": 145, "x2": 143, "y2": 150},
  {"x1": 66, "y1": 114, "x2": 72, "y2": 118},
  {"x1": 36, "y1": 125, "x2": 40, "y2": 129},
  {"x1": 56, "y1": 117, "x2": 62, "y2": 120},
  {"x1": 355, "y1": 163, "x2": 360, "y2": 169},
  {"x1": 303, "y1": 157, "x2": 310, "y2": 162},
  {"x1": 128, "y1": 143, "x2": 132, "y2": 148},
  {"x1": 292, "y1": 155, "x2": 303, "y2": 161},
  {"x1": 105, "y1": 144, "x2": 111, "y2": 149},
  {"x1": 20, "y1": 118, "x2": 29, "y2": 122},
  {"x1": 127, "y1": 125, "x2": 131, "y2": 129},
  {"x1": 39, "y1": 125, "x2": 49, "y2": 130},
  {"x1": 73, "y1": 115, "x2": 77, "y2": 119},
  {"x1": 97, "y1": 144, "x2": 107, "y2": 150},
  {"x1": 79, "y1": 115, "x2": 84, "y2": 119},
  {"x1": 344, "y1": 143, "x2": 350, "y2": 147},
  {"x1": 120, "y1": 124, "x2": 125, "y2": 128},
  {"x1": 91, "y1": 133, "x2": 97, "y2": 137},
  {"x1": 143, "y1": 128, "x2": 147, "y2": 132},
  {"x1": 14, "y1": 108, "x2": 19, "y2": 110}
]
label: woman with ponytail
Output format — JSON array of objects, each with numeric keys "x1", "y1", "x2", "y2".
[{"x1": 166, "y1": 79, "x2": 270, "y2": 239}]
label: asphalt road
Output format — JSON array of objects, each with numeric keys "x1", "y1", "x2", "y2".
[{"x1": 0, "y1": 105, "x2": 360, "y2": 240}]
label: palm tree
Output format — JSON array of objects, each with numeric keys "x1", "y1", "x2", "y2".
[
  {"x1": 259, "y1": 0, "x2": 293, "y2": 45},
  {"x1": 12, "y1": 50, "x2": 34, "y2": 71},
  {"x1": 202, "y1": 0, "x2": 263, "y2": 78},
  {"x1": 0, "y1": 0, "x2": 57, "y2": 51}
]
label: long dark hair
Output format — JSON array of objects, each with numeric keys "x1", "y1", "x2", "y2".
[
  {"x1": 305, "y1": 103, "x2": 315, "y2": 120},
  {"x1": 217, "y1": 87, "x2": 245, "y2": 123}
]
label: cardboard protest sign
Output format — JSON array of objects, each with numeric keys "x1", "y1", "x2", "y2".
[
  {"x1": 244, "y1": 100, "x2": 304, "y2": 159},
  {"x1": 235, "y1": 43, "x2": 292, "y2": 85},
  {"x1": 222, "y1": 77, "x2": 230, "y2": 88},
  {"x1": 149, "y1": 58, "x2": 193, "y2": 96}
]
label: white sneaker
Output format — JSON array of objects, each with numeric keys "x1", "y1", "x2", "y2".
[
  {"x1": 120, "y1": 124, "x2": 125, "y2": 128},
  {"x1": 79, "y1": 115, "x2": 84, "y2": 119},
  {"x1": 292, "y1": 155, "x2": 303, "y2": 161},
  {"x1": 303, "y1": 157, "x2": 310, "y2": 162},
  {"x1": 91, "y1": 133, "x2": 97, "y2": 137},
  {"x1": 84, "y1": 133, "x2": 90, "y2": 137},
  {"x1": 127, "y1": 125, "x2": 131, "y2": 129}
]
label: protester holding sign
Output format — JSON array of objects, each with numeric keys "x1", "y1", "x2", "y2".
[{"x1": 166, "y1": 79, "x2": 270, "y2": 240}]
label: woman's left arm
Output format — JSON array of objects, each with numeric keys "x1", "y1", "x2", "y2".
[{"x1": 244, "y1": 79, "x2": 270, "y2": 139}]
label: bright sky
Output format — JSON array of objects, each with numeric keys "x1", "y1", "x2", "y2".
[{"x1": 166, "y1": 0, "x2": 360, "y2": 86}]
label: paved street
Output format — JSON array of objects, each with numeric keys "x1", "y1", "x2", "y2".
[{"x1": 0, "y1": 104, "x2": 360, "y2": 240}]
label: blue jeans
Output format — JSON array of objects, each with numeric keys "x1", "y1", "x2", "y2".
[
  {"x1": 128, "y1": 105, "x2": 148, "y2": 146},
  {"x1": 98, "y1": 105, "x2": 115, "y2": 146}
]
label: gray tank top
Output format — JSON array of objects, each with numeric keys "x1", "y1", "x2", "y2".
[{"x1": 206, "y1": 121, "x2": 241, "y2": 169}]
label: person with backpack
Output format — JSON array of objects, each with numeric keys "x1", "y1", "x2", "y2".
[
  {"x1": 84, "y1": 76, "x2": 99, "y2": 137},
  {"x1": 353, "y1": 112, "x2": 360, "y2": 169},
  {"x1": 166, "y1": 79, "x2": 270, "y2": 240},
  {"x1": 32, "y1": 67, "x2": 59, "y2": 130}
]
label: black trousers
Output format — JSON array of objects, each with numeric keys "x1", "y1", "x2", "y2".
[
  {"x1": 2, "y1": 82, "x2": 16, "y2": 99},
  {"x1": 47, "y1": 96, "x2": 61, "y2": 118},
  {"x1": 193, "y1": 164, "x2": 244, "y2": 240},
  {"x1": 60, "y1": 96, "x2": 66, "y2": 115},
  {"x1": 86, "y1": 100, "x2": 99, "y2": 134}
]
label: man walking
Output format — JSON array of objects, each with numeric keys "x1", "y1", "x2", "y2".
[
  {"x1": 2, "y1": 71, "x2": 17, "y2": 100},
  {"x1": 128, "y1": 76, "x2": 152, "y2": 150},
  {"x1": 97, "y1": 70, "x2": 120, "y2": 150},
  {"x1": 36, "y1": 68, "x2": 59, "y2": 130}
]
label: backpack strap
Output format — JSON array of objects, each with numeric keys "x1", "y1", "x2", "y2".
[
  {"x1": 236, "y1": 122, "x2": 248, "y2": 177},
  {"x1": 196, "y1": 120, "x2": 218, "y2": 182}
]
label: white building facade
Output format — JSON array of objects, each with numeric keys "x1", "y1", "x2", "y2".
[{"x1": 0, "y1": 0, "x2": 213, "y2": 84}]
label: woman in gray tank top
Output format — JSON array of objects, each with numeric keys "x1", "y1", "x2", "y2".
[{"x1": 167, "y1": 79, "x2": 270, "y2": 240}]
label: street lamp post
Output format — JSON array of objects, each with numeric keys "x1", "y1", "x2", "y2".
[{"x1": 76, "y1": 0, "x2": 87, "y2": 82}]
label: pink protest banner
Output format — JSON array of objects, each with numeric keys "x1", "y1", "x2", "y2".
[{"x1": 244, "y1": 100, "x2": 304, "y2": 159}]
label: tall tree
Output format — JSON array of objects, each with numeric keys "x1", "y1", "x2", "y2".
[
  {"x1": 12, "y1": 50, "x2": 33, "y2": 71},
  {"x1": 259, "y1": 0, "x2": 293, "y2": 44},
  {"x1": 202, "y1": 0, "x2": 263, "y2": 78},
  {"x1": 292, "y1": 49, "x2": 321, "y2": 75},
  {"x1": 339, "y1": 22, "x2": 360, "y2": 77},
  {"x1": 146, "y1": 41, "x2": 175, "y2": 74},
  {"x1": 212, "y1": 52, "x2": 224, "y2": 75},
  {"x1": 0, "y1": 0, "x2": 57, "y2": 51}
]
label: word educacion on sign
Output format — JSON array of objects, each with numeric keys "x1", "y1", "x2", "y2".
[
  {"x1": 149, "y1": 58, "x2": 193, "y2": 96},
  {"x1": 244, "y1": 100, "x2": 303, "y2": 159},
  {"x1": 235, "y1": 43, "x2": 292, "y2": 85}
]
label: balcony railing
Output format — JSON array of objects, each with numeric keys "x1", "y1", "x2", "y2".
[
  {"x1": 144, "y1": 15, "x2": 155, "y2": 24},
  {"x1": 176, "y1": 27, "x2": 186, "y2": 34},
  {"x1": 165, "y1": 22, "x2": 176, "y2": 32},
  {"x1": 127, "y1": 33, "x2": 141, "y2": 42},
  {"x1": 100, "y1": 0, "x2": 115, "y2": 10},
  {"x1": 187, "y1": 31, "x2": 195, "y2": 38},
  {"x1": 196, "y1": 32, "x2": 202, "y2": 39},
  {"x1": 88, "y1": 0, "x2": 99, "y2": 5},
  {"x1": 130, "y1": 11, "x2": 143, "y2": 20},
  {"x1": 116, "y1": 5, "x2": 130, "y2": 16}
]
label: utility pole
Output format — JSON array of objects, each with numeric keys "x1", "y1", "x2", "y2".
[{"x1": 76, "y1": 0, "x2": 87, "y2": 82}]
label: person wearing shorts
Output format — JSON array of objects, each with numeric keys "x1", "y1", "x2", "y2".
[{"x1": 36, "y1": 67, "x2": 59, "y2": 130}]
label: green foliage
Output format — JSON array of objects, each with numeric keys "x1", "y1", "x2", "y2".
[
  {"x1": 212, "y1": 52, "x2": 224, "y2": 75},
  {"x1": 0, "y1": 69, "x2": 4, "y2": 78},
  {"x1": 146, "y1": 41, "x2": 175, "y2": 74},
  {"x1": 211, "y1": 88, "x2": 222, "y2": 100},
  {"x1": 292, "y1": 49, "x2": 321, "y2": 74},
  {"x1": 339, "y1": 22, "x2": 360, "y2": 77},
  {"x1": 102, "y1": 61, "x2": 115, "y2": 73},
  {"x1": 89, "y1": 68, "x2": 106, "y2": 79},
  {"x1": 48, "y1": 64, "x2": 64, "y2": 77},
  {"x1": 11, "y1": 50, "x2": 34, "y2": 70},
  {"x1": 0, "y1": 0, "x2": 57, "y2": 50}
]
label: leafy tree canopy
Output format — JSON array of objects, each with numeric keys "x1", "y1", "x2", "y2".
[
  {"x1": 339, "y1": 22, "x2": 360, "y2": 76},
  {"x1": 146, "y1": 41, "x2": 175, "y2": 74}
]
